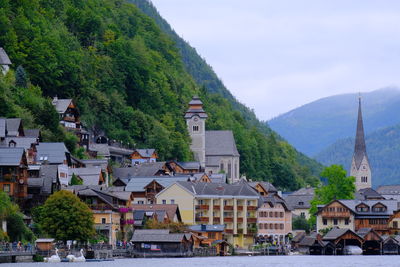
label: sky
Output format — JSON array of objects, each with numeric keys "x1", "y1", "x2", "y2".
[{"x1": 151, "y1": 0, "x2": 400, "y2": 121}]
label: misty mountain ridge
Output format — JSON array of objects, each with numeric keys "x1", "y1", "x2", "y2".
[{"x1": 268, "y1": 87, "x2": 400, "y2": 156}]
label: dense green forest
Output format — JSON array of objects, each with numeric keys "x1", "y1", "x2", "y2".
[
  {"x1": 0, "y1": 0, "x2": 321, "y2": 190},
  {"x1": 315, "y1": 123, "x2": 400, "y2": 187}
]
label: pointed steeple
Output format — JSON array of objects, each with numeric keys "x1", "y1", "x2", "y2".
[{"x1": 353, "y1": 96, "x2": 367, "y2": 169}]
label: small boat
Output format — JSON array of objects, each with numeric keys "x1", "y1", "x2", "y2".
[
  {"x1": 44, "y1": 248, "x2": 61, "y2": 263},
  {"x1": 343, "y1": 245, "x2": 363, "y2": 255}
]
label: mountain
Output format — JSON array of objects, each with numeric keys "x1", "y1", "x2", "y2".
[
  {"x1": 268, "y1": 87, "x2": 400, "y2": 156},
  {"x1": 315, "y1": 124, "x2": 400, "y2": 187},
  {"x1": 0, "y1": 0, "x2": 322, "y2": 190}
]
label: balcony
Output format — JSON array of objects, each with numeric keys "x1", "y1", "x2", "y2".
[
  {"x1": 213, "y1": 217, "x2": 221, "y2": 223},
  {"x1": 237, "y1": 206, "x2": 243, "y2": 211},
  {"x1": 224, "y1": 217, "x2": 233, "y2": 223},
  {"x1": 225, "y1": 229, "x2": 234, "y2": 234},
  {"x1": 88, "y1": 204, "x2": 113, "y2": 211},
  {"x1": 247, "y1": 218, "x2": 257, "y2": 223},
  {"x1": 213, "y1": 205, "x2": 220, "y2": 210},
  {"x1": 195, "y1": 216, "x2": 209, "y2": 222},
  {"x1": 237, "y1": 229, "x2": 243, "y2": 234},
  {"x1": 237, "y1": 218, "x2": 243, "y2": 223},
  {"x1": 224, "y1": 205, "x2": 233, "y2": 211},
  {"x1": 0, "y1": 174, "x2": 17, "y2": 182},
  {"x1": 321, "y1": 212, "x2": 350, "y2": 218},
  {"x1": 247, "y1": 206, "x2": 257, "y2": 211},
  {"x1": 195, "y1": 205, "x2": 209, "y2": 210}
]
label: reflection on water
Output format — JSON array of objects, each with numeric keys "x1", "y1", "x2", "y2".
[{"x1": 8, "y1": 255, "x2": 397, "y2": 267}]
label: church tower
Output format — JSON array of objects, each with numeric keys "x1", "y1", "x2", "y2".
[
  {"x1": 350, "y1": 96, "x2": 372, "y2": 191},
  {"x1": 184, "y1": 96, "x2": 208, "y2": 168}
]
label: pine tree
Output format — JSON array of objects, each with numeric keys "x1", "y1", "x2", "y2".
[{"x1": 15, "y1": 65, "x2": 28, "y2": 88}]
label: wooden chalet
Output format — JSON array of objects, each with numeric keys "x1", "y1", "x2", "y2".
[
  {"x1": 356, "y1": 228, "x2": 382, "y2": 255},
  {"x1": 167, "y1": 161, "x2": 202, "y2": 174},
  {"x1": 316, "y1": 199, "x2": 399, "y2": 235},
  {"x1": 0, "y1": 147, "x2": 28, "y2": 201},
  {"x1": 131, "y1": 149, "x2": 158, "y2": 165},
  {"x1": 382, "y1": 235, "x2": 400, "y2": 255},
  {"x1": 322, "y1": 228, "x2": 363, "y2": 255}
]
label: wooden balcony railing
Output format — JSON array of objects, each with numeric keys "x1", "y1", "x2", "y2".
[
  {"x1": 321, "y1": 212, "x2": 350, "y2": 218},
  {"x1": 213, "y1": 217, "x2": 220, "y2": 223},
  {"x1": 247, "y1": 218, "x2": 257, "y2": 223},
  {"x1": 224, "y1": 217, "x2": 233, "y2": 223},
  {"x1": 237, "y1": 218, "x2": 243, "y2": 223},
  {"x1": 237, "y1": 206, "x2": 243, "y2": 211},
  {"x1": 225, "y1": 229, "x2": 233, "y2": 234},
  {"x1": 247, "y1": 206, "x2": 257, "y2": 211},
  {"x1": 195, "y1": 217, "x2": 209, "y2": 222},
  {"x1": 213, "y1": 205, "x2": 220, "y2": 210},
  {"x1": 224, "y1": 205, "x2": 234, "y2": 211},
  {"x1": 195, "y1": 205, "x2": 209, "y2": 210}
]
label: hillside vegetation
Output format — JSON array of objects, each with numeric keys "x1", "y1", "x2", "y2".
[
  {"x1": 268, "y1": 87, "x2": 400, "y2": 156},
  {"x1": 0, "y1": 0, "x2": 321, "y2": 190},
  {"x1": 315, "y1": 124, "x2": 400, "y2": 187}
]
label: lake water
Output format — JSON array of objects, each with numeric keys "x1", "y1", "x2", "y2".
[{"x1": 4, "y1": 256, "x2": 400, "y2": 267}]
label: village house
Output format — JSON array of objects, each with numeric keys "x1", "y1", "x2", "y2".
[
  {"x1": 132, "y1": 204, "x2": 182, "y2": 228},
  {"x1": 376, "y1": 185, "x2": 400, "y2": 201},
  {"x1": 316, "y1": 199, "x2": 399, "y2": 235},
  {"x1": 257, "y1": 194, "x2": 292, "y2": 244},
  {"x1": 36, "y1": 142, "x2": 72, "y2": 166},
  {"x1": 131, "y1": 149, "x2": 157, "y2": 165},
  {"x1": 284, "y1": 187, "x2": 314, "y2": 220},
  {"x1": 188, "y1": 224, "x2": 228, "y2": 255},
  {"x1": 130, "y1": 229, "x2": 193, "y2": 257},
  {"x1": 68, "y1": 167, "x2": 106, "y2": 186},
  {"x1": 73, "y1": 187, "x2": 133, "y2": 246},
  {"x1": 0, "y1": 147, "x2": 28, "y2": 202},
  {"x1": 124, "y1": 176, "x2": 192, "y2": 204},
  {"x1": 185, "y1": 96, "x2": 240, "y2": 183},
  {"x1": 156, "y1": 180, "x2": 259, "y2": 248},
  {"x1": 0, "y1": 47, "x2": 11, "y2": 75}
]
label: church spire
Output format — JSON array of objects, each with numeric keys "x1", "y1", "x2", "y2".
[
  {"x1": 354, "y1": 96, "x2": 367, "y2": 167},
  {"x1": 351, "y1": 94, "x2": 372, "y2": 191}
]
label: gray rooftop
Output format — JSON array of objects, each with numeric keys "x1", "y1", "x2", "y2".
[
  {"x1": 113, "y1": 162, "x2": 167, "y2": 178},
  {"x1": 0, "y1": 47, "x2": 11, "y2": 65},
  {"x1": 337, "y1": 199, "x2": 399, "y2": 217},
  {"x1": 205, "y1": 131, "x2": 239, "y2": 157},
  {"x1": 175, "y1": 161, "x2": 201, "y2": 170},
  {"x1": 284, "y1": 187, "x2": 314, "y2": 209},
  {"x1": 24, "y1": 129, "x2": 40, "y2": 139},
  {"x1": 6, "y1": 118, "x2": 22, "y2": 137},
  {"x1": 0, "y1": 147, "x2": 25, "y2": 166},
  {"x1": 377, "y1": 185, "x2": 400, "y2": 195},
  {"x1": 89, "y1": 144, "x2": 110, "y2": 157},
  {"x1": 52, "y1": 98, "x2": 72, "y2": 114},
  {"x1": 131, "y1": 229, "x2": 186, "y2": 243},
  {"x1": 174, "y1": 181, "x2": 260, "y2": 198},
  {"x1": 2, "y1": 137, "x2": 37, "y2": 149},
  {"x1": 323, "y1": 228, "x2": 360, "y2": 241},
  {"x1": 0, "y1": 119, "x2": 5, "y2": 138},
  {"x1": 36, "y1": 142, "x2": 69, "y2": 164},
  {"x1": 355, "y1": 188, "x2": 384, "y2": 200},
  {"x1": 69, "y1": 167, "x2": 102, "y2": 186},
  {"x1": 40, "y1": 165, "x2": 59, "y2": 194},
  {"x1": 125, "y1": 176, "x2": 189, "y2": 192},
  {"x1": 135, "y1": 149, "x2": 156, "y2": 158},
  {"x1": 188, "y1": 224, "x2": 225, "y2": 232}
]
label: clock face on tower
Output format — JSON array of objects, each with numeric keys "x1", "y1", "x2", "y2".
[{"x1": 194, "y1": 117, "x2": 198, "y2": 122}]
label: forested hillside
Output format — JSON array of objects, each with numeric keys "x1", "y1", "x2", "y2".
[
  {"x1": 315, "y1": 124, "x2": 400, "y2": 187},
  {"x1": 0, "y1": 0, "x2": 321, "y2": 190},
  {"x1": 269, "y1": 87, "x2": 400, "y2": 156}
]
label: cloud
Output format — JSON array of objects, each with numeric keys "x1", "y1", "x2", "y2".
[{"x1": 151, "y1": 0, "x2": 400, "y2": 119}]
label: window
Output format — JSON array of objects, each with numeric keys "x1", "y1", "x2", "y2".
[
  {"x1": 170, "y1": 199, "x2": 175, "y2": 204},
  {"x1": 199, "y1": 199, "x2": 204, "y2": 205},
  {"x1": 101, "y1": 218, "x2": 106, "y2": 224},
  {"x1": 333, "y1": 219, "x2": 338, "y2": 225},
  {"x1": 300, "y1": 212, "x2": 305, "y2": 218},
  {"x1": 323, "y1": 219, "x2": 327, "y2": 225},
  {"x1": 280, "y1": 224, "x2": 284, "y2": 230},
  {"x1": 3, "y1": 184, "x2": 10, "y2": 193},
  {"x1": 264, "y1": 223, "x2": 268, "y2": 229},
  {"x1": 259, "y1": 212, "x2": 263, "y2": 217},
  {"x1": 162, "y1": 200, "x2": 166, "y2": 204},
  {"x1": 220, "y1": 163, "x2": 224, "y2": 172},
  {"x1": 137, "y1": 201, "x2": 144, "y2": 204},
  {"x1": 274, "y1": 212, "x2": 278, "y2": 217},
  {"x1": 345, "y1": 219, "x2": 349, "y2": 225},
  {"x1": 247, "y1": 200, "x2": 251, "y2": 206},
  {"x1": 208, "y1": 233, "x2": 216, "y2": 239},
  {"x1": 269, "y1": 212, "x2": 273, "y2": 217},
  {"x1": 259, "y1": 223, "x2": 264, "y2": 229},
  {"x1": 270, "y1": 224, "x2": 274, "y2": 229},
  {"x1": 193, "y1": 125, "x2": 199, "y2": 132},
  {"x1": 394, "y1": 221, "x2": 398, "y2": 228},
  {"x1": 280, "y1": 212, "x2": 284, "y2": 218},
  {"x1": 298, "y1": 201, "x2": 304, "y2": 206}
]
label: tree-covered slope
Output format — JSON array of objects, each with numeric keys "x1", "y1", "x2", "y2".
[
  {"x1": 0, "y1": 0, "x2": 321, "y2": 190},
  {"x1": 269, "y1": 87, "x2": 400, "y2": 156},
  {"x1": 315, "y1": 124, "x2": 400, "y2": 187}
]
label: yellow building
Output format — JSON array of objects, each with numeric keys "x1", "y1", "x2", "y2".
[
  {"x1": 156, "y1": 180, "x2": 260, "y2": 248},
  {"x1": 74, "y1": 187, "x2": 133, "y2": 246}
]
